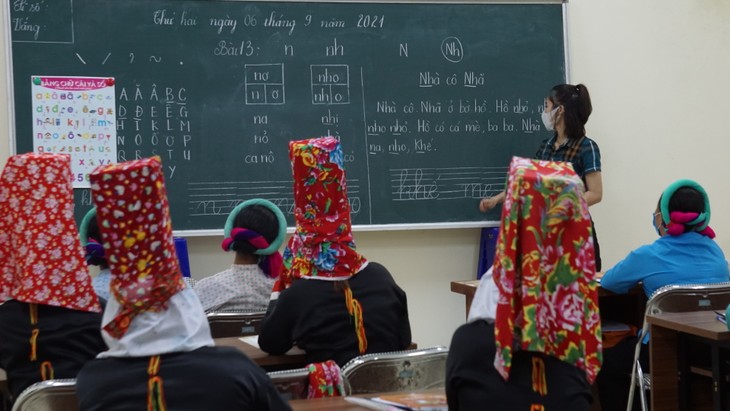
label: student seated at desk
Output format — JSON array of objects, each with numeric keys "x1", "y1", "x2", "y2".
[
  {"x1": 0, "y1": 153, "x2": 106, "y2": 402},
  {"x1": 80, "y1": 208, "x2": 196, "y2": 300},
  {"x1": 597, "y1": 179, "x2": 729, "y2": 411},
  {"x1": 75, "y1": 157, "x2": 290, "y2": 411},
  {"x1": 259, "y1": 137, "x2": 412, "y2": 366},
  {"x1": 79, "y1": 207, "x2": 112, "y2": 303},
  {"x1": 194, "y1": 199, "x2": 286, "y2": 312},
  {"x1": 446, "y1": 157, "x2": 601, "y2": 411}
]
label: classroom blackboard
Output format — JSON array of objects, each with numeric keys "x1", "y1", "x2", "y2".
[{"x1": 7, "y1": 0, "x2": 566, "y2": 232}]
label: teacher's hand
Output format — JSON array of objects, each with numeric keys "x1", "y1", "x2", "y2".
[{"x1": 479, "y1": 197, "x2": 499, "y2": 213}]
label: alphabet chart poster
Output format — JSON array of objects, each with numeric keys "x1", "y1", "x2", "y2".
[{"x1": 31, "y1": 76, "x2": 117, "y2": 188}]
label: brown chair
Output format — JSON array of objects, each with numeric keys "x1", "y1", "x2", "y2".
[
  {"x1": 266, "y1": 367, "x2": 310, "y2": 400},
  {"x1": 11, "y1": 379, "x2": 78, "y2": 411},
  {"x1": 341, "y1": 346, "x2": 449, "y2": 394},
  {"x1": 206, "y1": 310, "x2": 266, "y2": 338},
  {"x1": 628, "y1": 282, "x2": 730, "y2": 411}
]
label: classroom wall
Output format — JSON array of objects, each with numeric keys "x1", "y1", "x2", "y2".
[{"x1": 2, "y1": 0, "x2": 730, "y2": 348}]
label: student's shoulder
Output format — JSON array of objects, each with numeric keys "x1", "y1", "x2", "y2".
[
  {"x1": 356, "y1": 261, "x2": 399, "y2": 283},
  {"x1": 192, "y1": 347, "x2": 269, "y2": 377},
  {"x1": 611, "y1": 242, "x2": 664, "y2": 268},
  {"x1": 196, "y1": 345, "x2": 252, "y2": 361},
  {"x1": 0, "y1": 300, "x2": 27, "y2": 333},
  {"x1": 194, "y1": 269, "x2": 229, "y2": 290},
  {"x1": 364, "y1": 261, "x2": 390, "y2": 274},
  {"x1": 77, "y1": 355, "x2": 145, "y2": 380},
  {"x1": 452, "y1": 320, "x2": 491, "y2": 345},
  {"x1": 0, "y1": 299, "x2": 24, "y2": 315},
  {"x1": 449, "y1": 321, "x2": 494, "y2": 367}
]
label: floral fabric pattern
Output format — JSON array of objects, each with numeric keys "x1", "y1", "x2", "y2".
[
  {"x1": 280, "y1": 137, "x2": 366, "y2": 288},
  {"x1": 89, "y1": 156, "x2": 184, "y2": 338},
  {"x1": 0, "y1": 153, "x2": 100, "y2": 312},
  {"x1": 493, "y1": 156, "x2": 602, "y2": 384},
  {"x1": 0, "y1": 196, "x2": 15, "y2": 303},
  {"x1": 306, "y1": 360, "x2": 345, "y2": 398}
]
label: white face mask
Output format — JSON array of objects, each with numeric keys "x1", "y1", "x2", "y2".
[{"x1": 541, "y1": 107, "x2": 559, "y2": 131}]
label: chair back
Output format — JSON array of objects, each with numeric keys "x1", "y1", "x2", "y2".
[
  {"x1": 341, "y1": 346, "x2": 449, "y2": 394},
  {"x1": 645, "y1": 282, "x2": 730, "y2": 317},
  {"x1": 206, "y1": 310, "x2": 266, "y2": 338},
  {"x1": 266, "y1": 367, "x2": 310, "y2": 400},
  {"x1": 627, "y1": 282, "x2": 730, "y2": 411},
  {"x1": 11, "y1": 379, "x2": 77, "y2": 411}
]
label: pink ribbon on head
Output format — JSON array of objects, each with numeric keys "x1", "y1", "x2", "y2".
[
  {"x1": 666, "y1": 211, "x2": 715, "y2": 238},
  {"x1": 221, "y1": 228, "x2": 270, "y2": 252},
  {"x1": 220, "y1": 228, "x2": 283, "y2": 278}
]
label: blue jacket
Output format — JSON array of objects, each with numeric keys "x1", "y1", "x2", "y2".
[{"x1": 601, "y1": 232, "x2": 729, "y2": 298}]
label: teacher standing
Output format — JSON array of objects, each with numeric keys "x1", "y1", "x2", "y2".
[{"x1": 479, "y1": 83, "x2": 603, "y2": 270}]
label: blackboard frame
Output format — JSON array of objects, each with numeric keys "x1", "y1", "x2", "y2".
[{"x1": 4, "y1": 0, "x2": 569, "y2": 235}]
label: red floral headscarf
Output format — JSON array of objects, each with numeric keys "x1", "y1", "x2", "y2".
[
  {"x1": 89, "y1": 156, "x2": 184, "y2": 338},
  {"x1": 493, "y1": 157, "x2": 602, "y2": 384},
  {"x1": 276, "y1": 137, "x2": 368, "y2": 354},
  {"x1": 278, "y1": 137, "x2": 366, "y2": 289},
  {"x1": 0, "y1": 192, "x2": 15, "y2": 303},
  {"x1": 0, "y1": 153, "x2": 100, "y2": 312}
]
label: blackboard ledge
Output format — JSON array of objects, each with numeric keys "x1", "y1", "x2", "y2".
[{"x1": 173, "y1": 221, "x2": 499, "y2": 237}]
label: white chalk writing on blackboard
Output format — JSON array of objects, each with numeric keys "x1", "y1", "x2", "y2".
[
  {"x1": 245, "y1": 64, "x2": 285, "y2": 105},
  {"x1": 188, "y1": 180, "x2": 362, "y2": 217},
  {"x1": 391, "y1": 167, "x2": 507, "y2": 202}
]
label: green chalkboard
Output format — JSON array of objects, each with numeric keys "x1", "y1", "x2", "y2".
[{"x1": 7, "y1": 0, "x2": 566, "y2": 231}]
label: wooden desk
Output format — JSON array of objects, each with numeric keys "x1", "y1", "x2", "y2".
[
  {"x1": 289, "y1": 388, "x2": 445, "y2": 410},
  {"x1": 214, "y1": 337, "x2": 307, "y2": 371},
  {"x1": 450, "y1": 280, "x2": 480, "y2": 317},
  {"x1": 647, "y1": 311, "x2": 730, "y2": 411},
  {"x1": 290, "y1": 396, "x2": 368, "y2": 411}
]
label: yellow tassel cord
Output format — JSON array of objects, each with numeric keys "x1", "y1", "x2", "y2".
[
  {"x1": 29, "y1": 304, "x2": 39, "y2": 361},
  {"x1": 29, "y1": 329, "x2": 39, "y2": 361},
  {"x1": 28, "y1": 304, "x2": 53, "y2": 379},
  {"x1": 40, "y1": 361, "x2": 54, "y2": 381},
  {"x1": 343, "y1": 285, "x2": 367, "y2": 354},
  {"x1": 29, "y1": 303, "x2": 38, "y2": 325},
  {"x1": 531, "y1": 357, "x2": 548, "y2": 396},
  {"x1": 146, "y1": 356, "x2": 167, "y2": 411}
]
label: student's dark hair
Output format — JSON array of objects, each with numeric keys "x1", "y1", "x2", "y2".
[
  {"x1": 550, "y1": 83, "x2": 592, "y2": 140},
  {"x1": 668, "y1": 187, "x2": 705, "y2": 214},
  {"x1": 230, "y1": 204, "x2": 280, "y2": 255},
  {"x1": 657, "y1": 187, "x2": 706, "y2": 233},
  {"x1": 86, "y1": 216, "x2": 108, "y2": 268}
]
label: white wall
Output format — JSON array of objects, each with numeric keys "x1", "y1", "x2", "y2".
[{"x1": 2, "y1": 0, "x2": 729, "y2": 348}]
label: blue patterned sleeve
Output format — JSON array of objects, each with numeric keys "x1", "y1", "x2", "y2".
[{"x1": 580, "y1": 138, "x2": 601, "y2": 174}]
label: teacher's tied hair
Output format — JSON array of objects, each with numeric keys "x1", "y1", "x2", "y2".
[
  {"x1": 221, "y1": 199, "x2": 287, "y2": 278},
  {"x1": 659, "y1": 179, "x2": 714, "y2": 238},
  {"x1": 549, "y1": 83, "x2": 592, "y2": 141}
]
